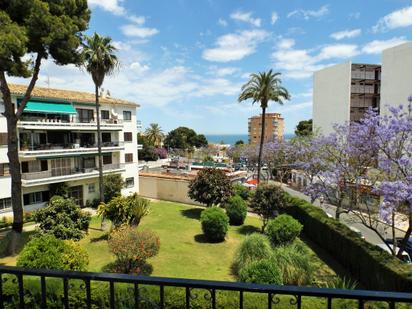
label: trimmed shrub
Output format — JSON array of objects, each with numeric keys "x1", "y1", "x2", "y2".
[
  {"x1": 200, "y1": 207, "x2": 229, "y2": 242},
  {"x1": 233, "y1": 233, "x2": 272, "y2": 272},
  {"x1": 265, "y1": 214, "x2": 302, "y2": 246},
  {"x1": 108, "y1": 226, "x2": 160, "y2": 274},
  {"x1": 250, "y1": 184, "x2": 286, "y2": 232},
  {"x1": 284, "y1": 193, "x2": 412, "y2": 292},
  {"x1": 33, "y1": 196, "x2": 91, "y2": 240},
  {"x1": 232, "y1": 182, "x2": 251, "y2": 201},
  {"x1": 225, "y1": 195, "x2": 247, "y2": 225},
  {"x1": 271, "y1": 242, "x2": 314, "y2": 285},
  {"x1": 16, "y1": 234, "x2": 88, "y2": 271},
  {"x1": 239, "y1": 259, "x2": 283, "y2": 285}
]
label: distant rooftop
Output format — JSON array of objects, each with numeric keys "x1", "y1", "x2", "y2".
[{"x1": 8, "y1": 84, "x2": 139, "y2": 107}]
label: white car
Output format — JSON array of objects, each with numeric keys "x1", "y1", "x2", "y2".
[{"x1": 376, "y1": 244, "x2": 412, "y2": 264}]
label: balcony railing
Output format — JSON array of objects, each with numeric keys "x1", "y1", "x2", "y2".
[
  {"x1": 18, "y1": 116, "x2": 124, "y2": 130},
  {"x1": 20, "y1": 141, "x2": 124, "y2": 152},
  {"x1": 0, "y1": 266, "x2": 411, "y2": 308},
  {"x1": 21, "y1": 163, "x2": 125, "y2": 181}
]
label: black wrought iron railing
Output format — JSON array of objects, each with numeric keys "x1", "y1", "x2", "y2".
[{"x1": 0, "y1": 266, "x2": 411, "y2": 309}]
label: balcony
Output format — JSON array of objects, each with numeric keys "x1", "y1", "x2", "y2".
[
  {"x1": 0, "y1": 266, "x2": 411, "y2": 308},
  {"x1": 21, "y1": 163, "x2": 125, "y2": 187},
  {"x1": 137, "y1": 144, "x2": 143, "y2": 150},
  {"x1": 137, "y1": 120, "x2": 142, "y2": 130},
  {"x1": 18, "y1": 116, "x2": 124, "y2": 131},
  {"x1": 19, "y1": 142, "x2": 125, "y2": 159}
]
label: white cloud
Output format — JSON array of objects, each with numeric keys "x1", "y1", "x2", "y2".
[
  {"x1": 271, "y1": 12, "x2": 279, "y2": 25},
  {"x1": 121, "y1": 24, "x2": 159, "y2": 38},
  {"x1": 88, "y1": 0, "x2": 125, "y2": 15},
  {"x1": 373, "y1": 6, "x2": 412, "y2": 32},
  {"x1": 279, "y1": 101, "x2": 312, "y2": 112},
  {"x1": 230, "y1": 10, "x2": 261, "y2": 27},
  {"x1": 362, "y1": 37, "x2": 407, "y2": 54},
  {"x1": 330, "y1": 29, "x2": 361, "y2": 40},
  {"x1": 218, "y1": 18, "x2": 228, "y2": 27},
  {"x1": 287, "y1": 5, "x2": 329, "y2": 20},
  {"x1": 317, "y1": 44, "x2": 359, "y2": 60},
  {"x1": 209, "y1": 67, "x2": 240, "y2": 77},
  {"x1": 127, "y1": 15, "x2": 145, "y2": 25},
  {"x1": 130, "y1": 62, "x2": 150, "y2": 74},
  {"x1": 112, "y1": 41, "x2": 132, "y2": 51},
  {"x1": 202, "y1": 30, "x2": 269, "y2": 62},
  {"x1": 277, "y1": 38, "x2": 295, "y2": 49}
]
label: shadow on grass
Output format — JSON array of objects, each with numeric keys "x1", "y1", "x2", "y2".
[
  {"x1": 237, "y1": 225, "x2": 260, "y2": 236},
  {"x1": 0, "y1": 230, "x2": 36, "y2": 258},
  {"x1": 194, "y1": 233, "x2": 226, "y2": 244},
  {"x1": 102, "y1": 261, "x2": 153, "y2": 276},
  {"x1": 180, "y1": 208, "x2": 202, "y2": 220},
  {"x1": 90, "y1": 233, "x2": 109, "y2": 243}
]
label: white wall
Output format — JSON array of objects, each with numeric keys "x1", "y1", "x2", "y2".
[
  {"x1": 313, "y1": 62, "x2": 352, "y2": 135},
  {"x1": 381, "y1": 42, "x2": 412, "y2": 116}
]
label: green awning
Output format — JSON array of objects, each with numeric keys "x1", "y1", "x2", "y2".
[{"x1": 23, "y1": 101, "x2": 77, "y2": 115}]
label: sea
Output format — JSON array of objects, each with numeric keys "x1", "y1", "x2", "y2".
[{"x1": 205, "y1": 133, "x2": 295, "y2": 145}]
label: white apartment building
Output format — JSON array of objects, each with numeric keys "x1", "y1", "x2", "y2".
[
  {"x1": 0, "y1": 84, "x2": 140, "y2": 215},
  {"x1": 313, "y1": 42, "x2": 412, "y2": 134}
]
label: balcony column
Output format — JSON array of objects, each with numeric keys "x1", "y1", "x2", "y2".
[{"x1": 30, "y1": 131, "x2": 34, "y2": 151}]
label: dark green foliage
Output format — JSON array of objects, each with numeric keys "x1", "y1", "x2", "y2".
[
  {"x1": 232, "y1": 182, "x2": 251, "y2": 201},
  {"x1": 164, "y1": 127, "x2": 208, "y2": 150},
  {"x1": 271, "y1": 242, "x2": 314, "y2": 285},
  {"x1": 225, "y1": 195, "x2": 247, "y2": 225},
  {"x1": 49, "y1": 182, "x2": 69, "y2": 198},
  {"x1": 284, "y1": 193, "x2": 412, "y2": 292},
  {"x1": 200, "y1": 207, "x2": 229, "y2": 242},
  {"x1": 295, "y1": 119, "x2": 313, "y2": 137},
  {"x1": 103, "y1": 174, "x2": 124, "y2": 203},
  {"x1": 250, "y1": 184, "x2": 286, "y2": 232},
  {"x1": 239, "y1": 259, "x2": 283, "y2": 285},
  {"x1": 33, "y1": 196, "x2": 90, "y2": 240},
  {"x1": 235, "y1": 140, "x2": 244, "y2": 145},
  {"x1": 16, "y1": 234, "x2": 88, "y2": 271},
  {"x1": 138, "y1": 133, "x2": 159, "y2": 161},
  {"x1": 233, "y1": 233, "x2": 272, "y2": 272},
  {"x1": 265, "y1": 214, "x2": 302, "y2": 246},
  {"x1": 98, "y1": 193, "x2": 150, "y2": 229},
  {"x1": 188, "y1": 168, "x2": 233, "y2": 206}
]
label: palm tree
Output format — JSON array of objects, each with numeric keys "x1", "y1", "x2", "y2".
[
  {"x1": 145, "y1": 123, "x2": 164, "y2": 147},
  {"x1": 238, "y1": 70, "x2": 290, "y2": 184},
  {"x1": 82, "y1": 32, "x2": 119, "y2": 202}
]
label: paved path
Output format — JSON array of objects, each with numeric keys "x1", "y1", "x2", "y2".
[{"x1": 278, "y1": 183, "x2": 406, "y2": 246}]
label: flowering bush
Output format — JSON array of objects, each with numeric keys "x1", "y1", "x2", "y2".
[
  {"x1": 154, "y1": 147, "x2": 168, "y2": 159},
  {"x1": 108, "y1": 226, "x2": 160, "y2": 274}
]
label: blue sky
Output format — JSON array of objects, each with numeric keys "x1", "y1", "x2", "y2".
[{"x1": 10, "y1": 0, "x2": 412, "y2": 134}]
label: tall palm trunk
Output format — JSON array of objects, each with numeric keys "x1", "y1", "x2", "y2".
[
  {"x1": 95, "y1": 84, "x2": 104, "y2": 203},
  {"x1": 257, "y1": 106, "x2": 266, "y2": 184}
]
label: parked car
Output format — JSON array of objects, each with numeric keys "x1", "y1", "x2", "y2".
[
  {"x1": 376, "y1": 244, "x2": 412, "y2": 264},
  {"x1": 349, "y1": 226, "x2": 365, "y2": 240},
  {"x1": 385, "y1": 237, "x2": 412, "y2": 257}
]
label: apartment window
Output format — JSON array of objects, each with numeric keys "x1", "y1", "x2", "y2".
[
  {"x1": 102, "y1": 132, "x2": 111, "y2": 143},
  {"x1": 0, "y1": 163, "x2": 10, "y2": 176},
  {"x1": 101, "y1": 110, "x2": 110, "y2": 120},
  {"x1": 77, "y1": 109, "x2": 94, "y2": 123},
  {"x1": 124, "y1": 132, "x2": 133, "y2": 142},
  {"x1": 0, "y1": 198, "x2": 11, "y2": 210},
  {"x1": 125, "y1": 177, "x2": 134, "y2": 188},
  {"x1": 83, "y1": 157, "x2": 96, "y2": 169},
  {"x1": 23, "y1": 191, "x2": 49, "y2": 206},
  {"x1": 103, "y1": 154, "x2": 112, "y2": 165},
  {"x1": 0, "y1": 133, "x2": 7, "y2": 145},
  {"x1": 21, "y1": 160, "x2": 47, "y2": 173},
  {"x1": 123, "y1": 111, "x2": 132, "y2": 121},
  {"x1": 125, "y1": 153, "x2": 133, "y2": 163},
  {"x1": 88, "y1": 183, "x2": 95, "y2": 193}
]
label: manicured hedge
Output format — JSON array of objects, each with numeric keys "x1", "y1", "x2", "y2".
[{"x1": 283, "y1": 193, "x2": 412, "y2": 292}]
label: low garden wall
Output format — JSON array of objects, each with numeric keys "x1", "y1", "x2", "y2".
[
  {"x1": 139, "y1": 173, "x2": 202, "y2": 206},
  {"x1": 284, "y1": 193, "x2": 412, "y2": 292}
]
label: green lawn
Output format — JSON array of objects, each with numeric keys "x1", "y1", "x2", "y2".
[{"x1": 0, "y1": 200, "x2": 337, "y2": 283}]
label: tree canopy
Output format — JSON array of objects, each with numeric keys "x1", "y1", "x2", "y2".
[
  {"x1": 164, "y1": 127, "x2": 208, "y2": 149},
  {"x1": 295, "y1": 119, "x2": 313, "y2": 137}
]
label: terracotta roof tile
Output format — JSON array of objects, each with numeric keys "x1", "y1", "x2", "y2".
[{"x1": 9, "y1": 84, "x2": 139, "y2": 107}]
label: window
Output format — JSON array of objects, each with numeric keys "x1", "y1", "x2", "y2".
[
  {"x1": 103, "y1": 154, "x2": 112, "y2": 165},
  {"x1": 83, "y1": 157, "x2": 96, "y2": 169},
  {"x1": 125, "y1": 153, "x2": 133, "y2": 163},
  {"x1": 0, "y1": 133, "x2": 7, "y2": 145},
  {"x1": 88, "y1": 183, "x2": 95, "y2": 193},
  {"x1": 0, "y1": 164, "x2": 10, "y2": 176},
  {"x1": 124, "y1": 132, "x2": 133, "y2": 142},
  {"x1": 102, "y1": 132, "x2": 111, "y2": 144},
  {"x1": 23, "y1": 191, "x2": 49, "y2": 206},
  {"x1": 125, "y1": 177, "x2": 134, "y2": 188},
  {"x1": 0, "y1": 198, "x2": 11, "y2": 211},
  {"x1": 77, "y1": 109, "x2": 94, "y2": 123},
  {"x1": 123, "y1": 111, "x2": 131, "y2": 121},
  {"x1": 101, "y1": 110, "x2": 110, "y2": 120}
]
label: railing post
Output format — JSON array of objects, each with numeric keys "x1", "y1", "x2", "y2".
[
  {"x1": 63, "y1": 277, "x2": 69, "y2": 309},
  {"x1": 134, "y1": 283, "x2": 140, "y2": 309},
  {"x1": 40, "y1": 276, "x2": 46, "y2": 309},
  {"x1": 109, "y1": 281, "x2": 115, "y2": 309},
  {"x1": 0, "y1": 274, "x2": 3, "y2": 309},
  {"x1": 17, "y1": 274, "x2": 24, "y2": 309}
]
